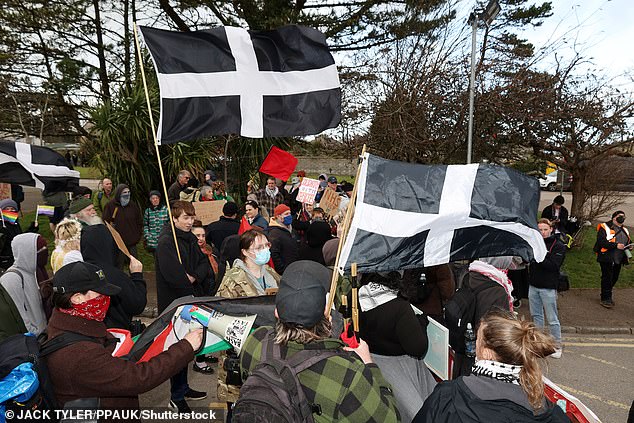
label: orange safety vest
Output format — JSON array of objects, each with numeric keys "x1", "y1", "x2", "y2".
[{"x1": 596, "y1": 223, "x2": 631, "y2": 253}]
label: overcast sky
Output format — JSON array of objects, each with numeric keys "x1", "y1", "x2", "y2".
[{"x1": 520, "y1": 0, "x2": 633, "y2": 82}]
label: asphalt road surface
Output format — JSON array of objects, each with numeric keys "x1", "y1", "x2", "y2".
[{"x1": 545, "y1": 333, "x2": 634, "y2": 423}]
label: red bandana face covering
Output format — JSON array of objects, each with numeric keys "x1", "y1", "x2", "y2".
[{"x1": 60, "y1": 294, "x2": 111, "y2": 321}]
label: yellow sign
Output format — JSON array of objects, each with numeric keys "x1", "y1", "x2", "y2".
[{"x1": 545, "y1": 161, "x2": 557, "y2": 175}]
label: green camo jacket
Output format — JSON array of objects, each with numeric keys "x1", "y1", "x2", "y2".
[{"x1": 240, "y1": 326, "x2": 401, "y2": 423}]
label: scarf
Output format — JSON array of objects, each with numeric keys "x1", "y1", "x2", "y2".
[
  {"x1": 472, "y1": 359, "x2": 522, "y2": 385},
  {"x1": 265, "y1": 186, "x2": 279, "y2": 199},
  {"x1": 59, "y1": 294, "x2": 110, "y2": 321},
  {"x1": 469, "y1": 260, "x2": 514, "y2": 311}
]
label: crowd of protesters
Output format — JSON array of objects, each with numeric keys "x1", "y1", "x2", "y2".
[{"x1": 0, "y1": 167, "x2": 630, "y2": 423}]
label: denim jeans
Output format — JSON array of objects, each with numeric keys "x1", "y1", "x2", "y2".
[{"x1": 528, "y1": 286, "x2": 562, "y2": 346}]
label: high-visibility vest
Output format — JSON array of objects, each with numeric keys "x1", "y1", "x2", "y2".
[{"x1": 597, "y1": 223, "x2": 631, "y2": 253}]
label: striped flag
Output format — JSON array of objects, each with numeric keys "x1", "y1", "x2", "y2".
[
  {"x1": 138, "y1": 25, "x2": 341, "y2": 143},
  {"x1": 0, "y1": 209, "x2": 18, "y2": 224},
  {"x1": 338, "y1": 153, "x2": 547, "y2": 274},
  {"x1": 36, "y1": 205, "x2": 55, "y2": 216},
  {"x1": 0, "y1": 141, "x2": 79, "y2": 192}
]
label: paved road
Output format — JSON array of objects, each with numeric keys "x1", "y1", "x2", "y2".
[
  {"x1": 539, "y1": 191, "x2": 634, "y2": 222},
  {"x1": 545, "y1": 333, "x2": 634, "y2": 423}
]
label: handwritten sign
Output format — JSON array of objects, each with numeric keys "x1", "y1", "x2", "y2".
[
  {"x1": 296, "y1": 178, "x2": 320, "y2": 204},
  {"x1": 105, "y1": 221, "x2": 131, "y2": 258},
  {"x1": 319, "y1": 187, "x2": 341, "y2": 216},
  {"x1": 0, "y1": 183, "x2": 11, "y2": 201},
  {"x1": 193, "y1": 200, "x2": 226, "y2": 225}
]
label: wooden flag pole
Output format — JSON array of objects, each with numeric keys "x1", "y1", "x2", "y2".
[
  {"x1": 326, "y1": 144, "x2": 366, "y2": 315},
  {"x1": 350, "y1": 262, "x2": 359, "y2": 333},
  {"x1": 133, "y1": 23, "x2": 182, "y2": 263}
]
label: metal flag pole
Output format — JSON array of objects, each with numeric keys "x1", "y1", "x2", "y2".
[
  {"x1": 326, "y1": 144, "x2": 366, "y2": 315},
  {"x1": 133, "y1": 23, "x2": 182, "y2": 263}
]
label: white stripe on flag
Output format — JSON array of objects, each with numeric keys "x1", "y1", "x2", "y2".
[
  {"x1": 154, "y1": 26, "x2": 340, "y2": 139},
  {"x1": 338, "y1": 156, "x2": 547, "y2": 273},
  {"x1": 0, "y1": 145, "x2": 79, "y2": 190}
]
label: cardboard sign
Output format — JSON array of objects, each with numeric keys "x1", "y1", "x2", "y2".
[
  {"x1": 319, "y1": 187, "x2": 341, "y2": 216},
  {"x1": 193, "y1": 200, "x2": 226, "y2": 225},
  {"x1": 296, "y1": 178, "x2": 320, "y2": 204},
  {"x1": 105, "y1": 221, "x2": 131, "y2": 258},
  {"x1": 0, "y1": 183, "x2": 11, "y2": 201}
]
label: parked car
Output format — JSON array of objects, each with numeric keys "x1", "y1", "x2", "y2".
[{"x1": 539, "y1": 171, "x2": 572, "y2": 191}]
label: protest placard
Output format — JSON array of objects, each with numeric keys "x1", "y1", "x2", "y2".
[
  {"x1": 319, "y1": 187, "x2": 341, "y2": 216},
  {"x1": 296, "y1": 178, "x2": 320, "y2": 204},
  {"x1": 193, "y1": 200, "x2": 226, "y2": 225},
  {"x1": 424, "y1": 316, "x2": 450, "y2": 380},
  {"x1": 105, "y1": 221, "x2": 131, "y2": 258},
  {"x1": 0, "y1": 183, "x2": 11, "y2": 201}
]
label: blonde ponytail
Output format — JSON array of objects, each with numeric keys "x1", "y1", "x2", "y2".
[{"x1": 479, "y1": 311, "x2": 556, "y2": 411}]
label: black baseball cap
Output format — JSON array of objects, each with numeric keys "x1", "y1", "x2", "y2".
[
  {"x1": 53, "y1": 261, "x2": 121, "y2": 296},
  {"x1": 276, "y1": 261, "x2": 330, "y2": 327},
  {"x1": 327, "y1": 176, "x2": 337, "y2": 184}
]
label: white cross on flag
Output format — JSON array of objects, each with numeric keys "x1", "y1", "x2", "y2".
[
  {"x1": 338, "y1": 153, "x2": 547, "y2": 274},
  {"x1": 138, "y1": 25, "x2": 341, "y2": 143},
  {"x1": 0, "y1": 141, "x2": 79, "y2": 192}
]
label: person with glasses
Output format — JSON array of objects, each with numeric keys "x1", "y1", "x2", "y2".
[
  {"x1": 168, "y1": 169, "x2": 192, "y2": 204},
  {"x1": 216, "y1": 229, "x2": 281, "y2": 419}
]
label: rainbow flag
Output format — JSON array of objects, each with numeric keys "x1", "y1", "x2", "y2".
[
  {"x1": 0, "y1": 210, "x2": 18, "y2": 224},
  {"x1": 36, "y1": 205, "x2": 55, "y2": 216}
]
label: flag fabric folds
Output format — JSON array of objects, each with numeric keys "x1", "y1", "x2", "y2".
[
  {"x1": 259, "y1": 146, "x2": 298, "y2": 181},
  {"x1": 138, "y1": 24, "x2": 341, "y2": 143},
  {"x1": 0, "y1": 142, "x2": 80, "y2": 192},
  {"x1": 338, "y1": 153, "x2": 547, "y2": 274}
]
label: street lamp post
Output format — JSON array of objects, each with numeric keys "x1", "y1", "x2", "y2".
[{"x1": 466, "y1": 0, "x2": 501, "y2": 164}]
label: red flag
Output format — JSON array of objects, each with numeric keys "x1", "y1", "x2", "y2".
[
  {"x1": 238, "y1": 216, "x2": 252, "y2": 235},
  {"x1": 259, "y1": 146, "x2": 298, "y2": 181}
]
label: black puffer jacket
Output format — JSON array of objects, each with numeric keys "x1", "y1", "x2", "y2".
[
  {"x1": 529, "y1": 235, "x2": 565, "y2": 290},
  {"x1": 414, "y1": 375, "x2": 570, "y2": 423},
  {"x1": 81, "y1": 224, "x2": 147, "y2": 330},
  {"x1": 267, "y1": 221, "x2": 299, "y2": 274}
]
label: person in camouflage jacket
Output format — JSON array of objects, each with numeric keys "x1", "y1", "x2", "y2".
[
  {"x1": 143, "y1": 190, "x2": 169, "y2": 252},
  {"x1": 238, "y1": 261, "x2": 400, "y2": 423},
  {"x1": 216, "y1": 229, "x2": 281, "y2": 404}
]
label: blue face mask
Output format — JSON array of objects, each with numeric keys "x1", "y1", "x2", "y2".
[
  {"x1": 283, "y1": 215, "x2": 293, "y2": 226},
  {"x1": 254, "y1": 248, "x2": 270, "y2": 265}
]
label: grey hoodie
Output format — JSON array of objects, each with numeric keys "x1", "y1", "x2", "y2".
[{"x1": 0, "y1": 233, "x2": 47, "y2": 335}]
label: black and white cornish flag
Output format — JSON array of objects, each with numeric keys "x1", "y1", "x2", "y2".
[
  {"x1": 0, "y1": 141, "x2": 80, "y2": 192},
  {"x1": 138, "y1": 25, "x2": 341, "y2": 143},
  {"x1": 338, "y1": 154, "x2": 547, "y2": 273}
]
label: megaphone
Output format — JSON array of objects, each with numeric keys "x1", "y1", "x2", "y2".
[{"x1": 180, "y1": 305, "x2": 256, "y2": 353}]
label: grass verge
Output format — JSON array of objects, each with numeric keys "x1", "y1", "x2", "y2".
[{"x1": 563, "y1": 227, "x2": 633, "y2": 288}]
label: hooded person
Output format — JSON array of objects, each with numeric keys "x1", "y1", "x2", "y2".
[
  {"x1": 44, "y1": 261, "x2": 202, "y2": 414},
  {"x1": 80, "y1": 224, "x2": 147, "y2": 331},
  {"x1": 0, "y1": 233, "x2": 47, "y2": 336},
  {"x1": 102, "y1": 184, "x2": 143, "y2": 260},
  {"x1": 0, "y1": 198, "x2": 38, "y2": 269}
]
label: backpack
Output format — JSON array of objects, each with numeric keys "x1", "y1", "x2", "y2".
[
  {"x1": 0, "y1": 332, "x2": 104, "y2": 417},
  {"x1": 443, "y1": 274, "x2": 491, "y2": 354},
  {"x1": 232, "y1": 330, "x2": 338, "y2": 423}
]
